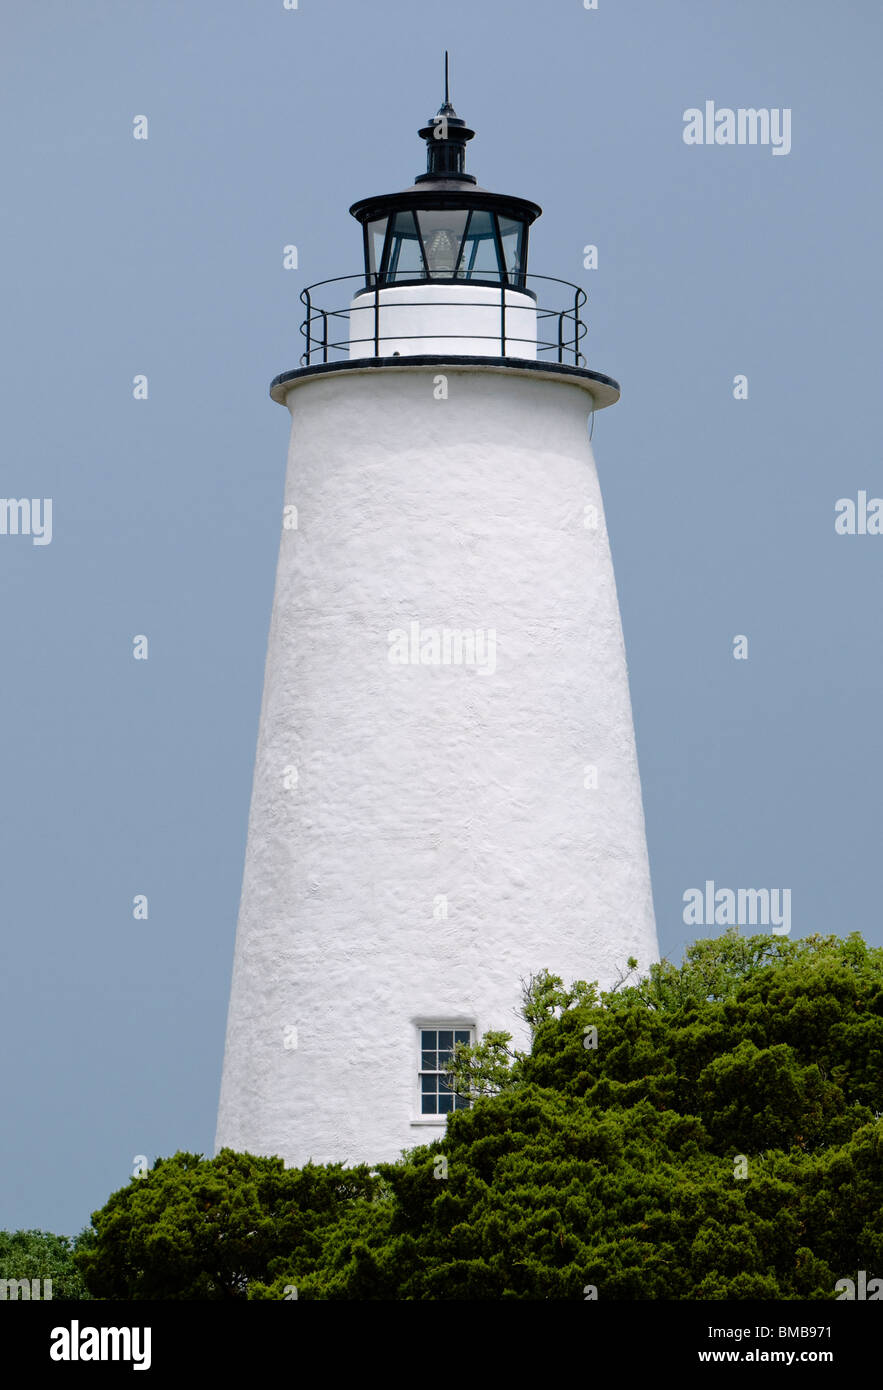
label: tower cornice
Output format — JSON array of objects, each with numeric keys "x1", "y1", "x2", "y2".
[{"x1": 269, "y1": 356, "x2": 621, "y2": 410}]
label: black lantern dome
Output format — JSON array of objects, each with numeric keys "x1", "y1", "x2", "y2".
[{"x1": 349, "y1": 63, "x2": 541, "y2": 294}]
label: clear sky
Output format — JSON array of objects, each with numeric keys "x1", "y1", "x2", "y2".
[{"x1": 1, "y1": 0, "x2": 881, "y2": 1235}]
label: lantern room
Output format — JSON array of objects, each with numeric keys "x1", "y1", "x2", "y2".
[{"x1": 346, "y1": 75, "x2": 542, "y2": 359}]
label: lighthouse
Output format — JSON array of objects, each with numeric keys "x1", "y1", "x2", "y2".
[{"x1": 216, "y1": 76, "x2": 659, "y2": 1168}]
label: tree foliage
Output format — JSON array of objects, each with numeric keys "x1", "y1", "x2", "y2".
[
  {"x1": 73, "y1": 932, "x2": 883, "y2": 1299},
  {"x1": 73, "y1": 1149, "x2": 380, "y2": 1299},
  {"x1": 0, "y1": 1229, "x2": 93, "y2": 1300}
]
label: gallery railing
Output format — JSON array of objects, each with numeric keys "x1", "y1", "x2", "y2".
[{"x1": 298, "y1": 273, "x2": 588, "y2": 367}]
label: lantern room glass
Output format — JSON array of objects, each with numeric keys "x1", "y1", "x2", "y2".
[
  {"x1": 416, "y1": 209, "x2": 469, "y2": 278},
  {"x1": 497, "y1": 216, "x2": 525, "y2": 285},
  {"x1": 367, "y1": 207, "x2": 529, "y2": 288},
  {"x1": 456, "y1": 210, "x2": 498, "y2": 279},
  {"x1": 386, "y1": 211, "x2": 426, "y2": 281},
  {"x1": 366, "y1": 217, "x2": 388, "y2": 280}
]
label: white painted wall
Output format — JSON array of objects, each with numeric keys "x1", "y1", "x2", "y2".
[
  {"x1": 216, "y1": 363, "x2": 658, "y2": 1169},
  {"x1": 348, "y1": 283, "x2": 537, "y2": 359}
]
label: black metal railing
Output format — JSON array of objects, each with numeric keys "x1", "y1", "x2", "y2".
[{"x1": 297, "y1": 273, "x2": 588, "y2": 368}]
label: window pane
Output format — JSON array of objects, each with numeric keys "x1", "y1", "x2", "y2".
[
  {"x1": 454, "y1": 1093, "x2": 470, "y2": 1109},
  {"x1": 416, "y1": 209, "x2": 469, "y2": 278},
  {"x1": 422, "y1": 1095, "x2": 437, "y2": 1114},
  {"x1": 422, "y1": 1051, "x2": 437, "y2": 1070},
  {"x1": 387, "y1": 211, "x2": 425, "y2": 282},
  {"x1": 367, "y1": 217, "x2": 388, "y2": 278},
  {"x1": 438, "y1": 1075, "x2": 452, "y2": 1094},
  {"x1": 457, "y1": 210, "x2": 501, "y2": 280},
  {"x1": 437, "y1": 1030, "x2": 453, "y2": 1049},
  {"x1": 421, "y1": 1075, "x2": 436, "y2": 1093},
  {"x1": 438, "y1": 1094, "x2": 453, "y2": 1113},
  {"x1": 454, "y1": 1031, "x2": 471, "y2": 1046},
  {"x1": 497, "y1": 216, "x2": 524, "y2": 281},
  {"x1": 421, "y1": 1030, "x2": 437, "y2": 1049}
]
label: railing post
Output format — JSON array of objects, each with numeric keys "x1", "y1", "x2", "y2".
[
  {"x1": 303, "y1": 289, "x2": 312, "y2": 366},
  {"x1": 500, "y1": 284, "x2": 506, "y2": 356},
  {"x1": 574, "y1": 289, "x2": 580, "y2": 365},
  {"x1": 374, "y1": 280, "x2": 380, "y2": 357},
  {"x1": 558, "y1": 311, "x2": 564, "y2": 363},
  {"x1": 322, "y1": 310, "x2": 328, "y2": 364}
]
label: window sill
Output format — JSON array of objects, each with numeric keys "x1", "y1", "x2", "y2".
[{"x1": 410, "y1": 1118, "x2": 447, "y2": 1126}]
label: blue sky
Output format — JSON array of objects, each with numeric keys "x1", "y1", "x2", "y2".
[{"x1": 1, "y1": 0, "x2": 881, "y2": 1234}]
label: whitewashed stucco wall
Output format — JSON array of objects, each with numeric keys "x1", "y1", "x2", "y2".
[
  {"x1": 216, "y1": 363, "x2": 658, "y2": 1168},
  {"x1": 348, "y1": 285, "x2": 538, "y2": 358}
]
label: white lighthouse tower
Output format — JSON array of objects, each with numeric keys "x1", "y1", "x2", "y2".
[{"x1": 216, "y1": 77, "x2": 658, "y2": 1168}]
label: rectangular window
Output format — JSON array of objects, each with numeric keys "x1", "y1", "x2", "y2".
[
  {"x1": 419, "y1": 1026, "x2": 473, "y2": 1115},
  {"x1": 497, "y1": 216, "x2": 525, "y2": 286},
  {"x1": 416, "y1": 209, "x2": 469, "y2": 278},
  {"x1": 386, "y1": 210, "x2": 426, "y2": 282},
  {"x1": 455, "y1": 210, "x2": 500, "y2": 281},
  {"x1": 366, "y1": 216, "x2": 389, "y2": 284}
]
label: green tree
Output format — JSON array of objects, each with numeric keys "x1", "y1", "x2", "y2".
[
  {"x1": 446, "y1": 966, "x2": 614, "y2": 1101},
  {"x1": 75, "y1": 1149, "x2": 380, "y2": 1299},
  {"x1": 77, "y1": 932, "x2": 883, "y2": 1299},
  {"x1": 0, "y1": 1229, "x2": 93, "y2": 1299}
]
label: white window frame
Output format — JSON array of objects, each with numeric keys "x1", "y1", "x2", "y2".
[{"x1": 412, "y1": 1021, "x2": 474, "y2": 1126}]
